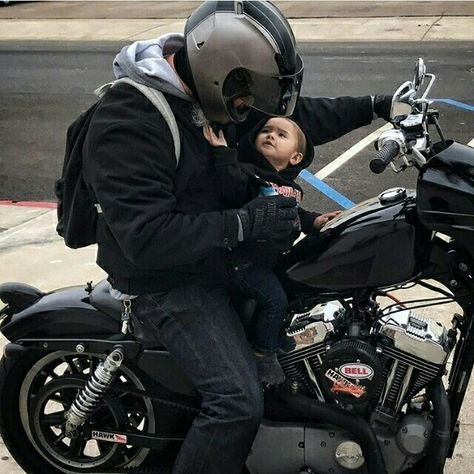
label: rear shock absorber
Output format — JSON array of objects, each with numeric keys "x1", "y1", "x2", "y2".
[{"x1": 65, "y1": 347, "x2": 124, "y2": 437}]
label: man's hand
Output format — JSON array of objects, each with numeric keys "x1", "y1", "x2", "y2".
[
  {"x1": 237, "y1": 195, "x2": 298, "y2": 242},
  {"x1": 203, "y1": 125, "x2": 228, "y2": 147},
  {"x1": 313, "y1": 211, "x2": 342, "y2": 229},
  {"x1": 373, "y1": 95, "x2": 393, "y2": 122}
]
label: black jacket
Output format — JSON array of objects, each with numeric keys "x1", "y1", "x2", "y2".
[{"x1": 82, "y1": 84, "x2": 373, "y2": 293}]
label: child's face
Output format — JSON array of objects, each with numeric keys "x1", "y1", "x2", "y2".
[{"x1": 254, "y1": 117, "x2": 303, "y2": 171}]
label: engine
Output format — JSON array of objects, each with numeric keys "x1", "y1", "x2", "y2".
[
  {"x1": 279, "y1": 303, "x2": 450, "y2": 416},
  {"x1": 262, "y1": 304, "x2": 452, "y2": 473}
]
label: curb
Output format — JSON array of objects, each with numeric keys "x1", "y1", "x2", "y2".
[{"x1": 0, "y1": 200, "x2": 57, "y2": 209}]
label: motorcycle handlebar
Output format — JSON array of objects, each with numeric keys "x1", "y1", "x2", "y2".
[{"x1": 369, "y1": 140, "x2": 400, "y2": 174}]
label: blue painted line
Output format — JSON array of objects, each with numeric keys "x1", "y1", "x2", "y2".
[
  {"x1": 299, "y1": 169, "x2": 354, "y2": 209},
  {"x1": 435, "y1": 99, "x2": 474, "y2": 112}
]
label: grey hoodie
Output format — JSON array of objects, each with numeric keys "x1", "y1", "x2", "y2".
[{"x1": 113, "y1": 33, "x2": 192, "y2": 102}]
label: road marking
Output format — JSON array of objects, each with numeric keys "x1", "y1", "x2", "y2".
[
  {"x1": 315, "y1": 124, "x2": 392, "y2": 180},
  {"x1": 435, "y1": 99, "x2": 474, "y2": 112},
  {"x1": 299, "y1": 170, "x2": 354, "y2": 209}
]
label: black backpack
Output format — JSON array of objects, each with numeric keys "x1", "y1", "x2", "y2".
[{"x1": 55, "y1": 79, "x2": 181, "y2": 249}]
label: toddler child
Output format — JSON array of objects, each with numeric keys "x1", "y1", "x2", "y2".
[{"x1": 204, "y1": 117, "x2": 340, "y2": 384}]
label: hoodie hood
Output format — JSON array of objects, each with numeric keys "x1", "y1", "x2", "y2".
[
  {"x1": 238, "y1": 117, "x2": 315, "y2": 183},
  {"x1": 113, "y1": 33, "x2": 192, "y2": 101}
]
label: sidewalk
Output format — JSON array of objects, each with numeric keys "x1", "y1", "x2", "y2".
[{"x1": 0, "y1": 1, "x2": 473, "y2": 41}]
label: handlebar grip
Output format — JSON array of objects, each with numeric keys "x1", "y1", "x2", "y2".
[{"x1": 369, "y1": 140, "x2": 400, "y2": 174}]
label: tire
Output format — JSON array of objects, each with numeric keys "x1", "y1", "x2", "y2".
[
  {"x1": 0, "y1": 351, "x2": 64, "y2": 473},
  {"x1": 0, "y1": 350, "x2": 156, "y2": 474}
]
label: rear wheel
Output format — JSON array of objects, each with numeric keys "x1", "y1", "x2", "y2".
[{"x1": 0, "y1": 350, "x2": 155, "y2": 473}]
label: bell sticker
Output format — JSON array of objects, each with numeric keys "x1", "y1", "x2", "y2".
[{"x1": 339, "y1": 363, "x2": 374, "y2": 380}]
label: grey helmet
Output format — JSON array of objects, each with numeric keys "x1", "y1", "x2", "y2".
[{"x1": 184, "y1": 0, "x2": 304, "y2": 123}]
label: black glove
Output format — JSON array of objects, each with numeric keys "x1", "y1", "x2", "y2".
[
  {"x1": 237, "y1": 195, "x2": 298, "y2": 242},
  {"x1": 373, "y1": 95, "x2": 393, "y2": 122}
]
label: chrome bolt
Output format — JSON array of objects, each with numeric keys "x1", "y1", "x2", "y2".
[
  {"x1": 450, "y1": 280, "x2": 459, "y2": 288},
  {"x1": 376, "y1": 347, "x2": 383, "y2": 354},
  {"x1": 43, "y1": 343, "x2": 48, "y2": 349},
  {"x1": 402, "y1": 427, "x2": 408, "y2": 434},
  {"x1": 459, "y1": 263, "x2": 468, "y2": 272},
  {"x1": 76, "y1": 344, "x2": 85, "y2": 353}
]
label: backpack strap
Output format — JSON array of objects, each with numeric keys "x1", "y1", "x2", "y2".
[{"x1": 94, "y1": 79, "x2": 181, "y2": 167}]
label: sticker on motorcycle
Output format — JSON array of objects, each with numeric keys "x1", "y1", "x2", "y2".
[
  {"x1": 339, "y1": 363, "x2": 374, "y2": 380},
  {"x1": 91, "y1": 430, "x2": 128, "y2": 444},
  {"x1": 325, "y1": 368, "x2": 367, "y2": 398}
]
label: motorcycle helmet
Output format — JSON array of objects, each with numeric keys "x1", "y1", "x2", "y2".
[{"x1": 184, "y1": 0, "x2": 304, "y2": 123}]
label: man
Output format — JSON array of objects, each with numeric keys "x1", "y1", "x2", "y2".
[{"x1": 82, "y1": 2, "x2": 391, "y2": 472}]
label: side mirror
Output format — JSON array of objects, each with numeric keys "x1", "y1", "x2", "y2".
[
  {"x1": 413, "y1": 58, "x2": 426, "y2": 91},
  {"x1": 390, "y1": 81, "x2": 415, "y2": 120}
]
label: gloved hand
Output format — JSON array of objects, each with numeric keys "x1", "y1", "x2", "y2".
[
  {"x1": 236, "y1": 195, "x2": 298, "y2": 242},
  {"x1": 373, "y1": 95, "x2": 393, "y2": 122}
]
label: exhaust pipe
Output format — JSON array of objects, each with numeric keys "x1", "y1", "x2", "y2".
[{"x1": 285, "y1": 392, "x2": 387, "y2": 474}]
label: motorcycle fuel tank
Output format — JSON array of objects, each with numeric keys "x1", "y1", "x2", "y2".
[
  {"x1": 286, "y1": 189, "x2": 432, "y2": 292},
  {"x1": 417, "y1": 140, "x2": 474, "y2": 249}
]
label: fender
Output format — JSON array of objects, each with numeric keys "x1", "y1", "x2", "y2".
[
  {"x1": 0, "y1": 284, "x2": 123, "y2": 341},
  {"x1": 0, "y1": 284, "x2": 197, "y2": 397}
]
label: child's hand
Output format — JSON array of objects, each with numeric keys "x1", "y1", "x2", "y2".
[
  {"x1": 203, "y1": 125, "x2": 228, "y2": 147},
  {"x1": 313, "y1": 211, "x2": 342, "y2": 229}
]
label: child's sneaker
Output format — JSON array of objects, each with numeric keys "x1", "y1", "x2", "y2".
[{"x1": 255, "y1": 353, "x2": 285, "y2": 385}]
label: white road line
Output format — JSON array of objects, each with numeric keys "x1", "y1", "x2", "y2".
[
  {"x1": 468, "y1": 138, "x2": 474, "y2": 148},
  {"x1": 315, "y1": 123, "x2": 392, "y2": 180}
]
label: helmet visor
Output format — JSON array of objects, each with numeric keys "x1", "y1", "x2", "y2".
[{"x1": 223, "y1": 54, "x2": 304, "y2": 120}]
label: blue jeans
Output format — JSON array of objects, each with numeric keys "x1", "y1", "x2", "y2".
[
  {"x1": 132, "y1": 284, "x2": 263, "y2": 474},
  {"x1": 233, "y1": 264, "x2": 288, "y2": 354}
]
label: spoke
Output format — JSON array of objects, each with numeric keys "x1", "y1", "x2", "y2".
[
  {"x1": 96, "y1": 441, "x2": 106, "y2": 456},
  {"x1": 64, "y1": 357, "x2": 80, "y2": 374},
  {"x1": 89, "y1": 357, "x2": 98, "y2": 373},
  {"x1": 40, "y1": 369, "x2": 58, "y2": 380},
  {"x1": 68, "y1": 437, "x2": 87, "y2": 458},
  {"x1": 41, "y1": 411, "x2": 66, "y2": 426},
  {"x1": 53, "y1": 433, "x2": 66, "y2": 446},
  {"x1": 49, "y1": 395, "x2": 66, "y2": 405},
  {"x1": 61, "y1": 388, "x2": 78, "y2": 408}
]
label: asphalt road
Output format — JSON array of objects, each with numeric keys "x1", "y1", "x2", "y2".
[{"x1": 0, "y1": 41, "x2": 473, "y2": 213}]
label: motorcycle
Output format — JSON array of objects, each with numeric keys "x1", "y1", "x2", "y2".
[{"x1": 0, "y1": 58, "x2": 473, "y2": 474}]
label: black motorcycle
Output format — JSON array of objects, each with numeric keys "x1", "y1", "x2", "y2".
[{"x1": 0, "y1": 59, "x2": 473, "y2": 474}]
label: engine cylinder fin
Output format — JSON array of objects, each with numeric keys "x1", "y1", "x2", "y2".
[{"x1": 378, "y1": 345, "x2": 445, "y2": 412}]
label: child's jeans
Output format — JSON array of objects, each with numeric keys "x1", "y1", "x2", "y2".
[{"x1": 233, "y1": 263, "x2": 288, "y2": 354}]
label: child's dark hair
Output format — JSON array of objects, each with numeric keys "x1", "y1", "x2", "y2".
[{"x1": 282, "y1": 117, "x2": 306, "y2": 156}]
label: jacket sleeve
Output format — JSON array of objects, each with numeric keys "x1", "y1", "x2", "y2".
[
  {"x1": 212, "y1": 146, "x2": 252, "y2": 208},
  {"x1": 83, "y1": 87, "x2": 239, "y2": 270},
  {"x1": 298, "y1": 207, "x2": 321, "y2": 234},
  {"x1": 237, "y1": 95, "x2": 374, "y2": 145},
  {"x1": 291, "y1": 96, "x2": 374, "y2": 145}
]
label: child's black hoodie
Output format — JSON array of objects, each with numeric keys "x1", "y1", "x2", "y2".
[{"x1": 211, "y1": 118, "x2": 321, "y2": 266}]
